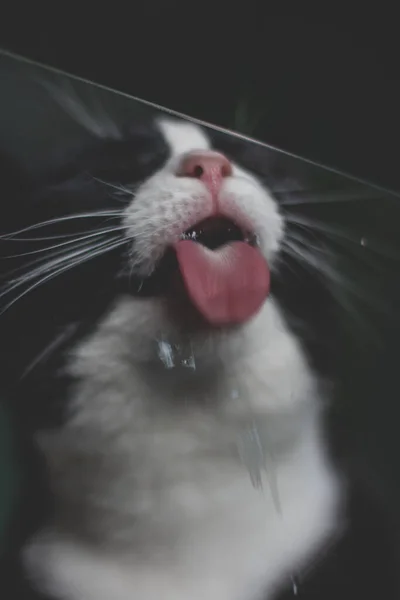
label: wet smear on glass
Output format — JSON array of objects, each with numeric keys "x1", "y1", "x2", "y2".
[
  {"x1": 181, "y1": 353, "x2": 196, "y2": 370},
  {"x1": 157, "y1": 339, "x2": 196, "y2": 370},
  {"x1": 291, "y1": 575, "x2": 299, "y2": 596},
  {"x1": 157, "y1": 340, "x2": 175, "y2": 369},
  {"x1": 236, "y1": 404, "x2": 302, "y2": 593},
  {"x1": 237, "y1": 418, "x2": 281, "y2": 515}
]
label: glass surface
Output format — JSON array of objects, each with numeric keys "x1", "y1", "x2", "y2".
[{"x1": 1, "y1": 50, "x2": 399, "y2": 598}]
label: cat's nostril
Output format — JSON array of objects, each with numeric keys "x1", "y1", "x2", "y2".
[{"x1": 193, "y1": 165, "x2": 204, "y2": 178}]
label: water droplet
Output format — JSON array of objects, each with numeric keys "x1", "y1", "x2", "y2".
[
  {"x1": 182, "y1": 355, "x2": 196, "y2": 370},
  {"x1": 246, "y1": 233, "x2": 260, "y2": 247},
  {"x1": 360, "y1": 237, "x2": 367, "y2": 247},
  {"x1": 179, "y1": 343, "x2": 196, "y2": 370}
]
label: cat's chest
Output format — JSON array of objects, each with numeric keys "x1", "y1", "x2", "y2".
[{"x1": 27, "y1": 421, "x2": 340, "y2": 600}]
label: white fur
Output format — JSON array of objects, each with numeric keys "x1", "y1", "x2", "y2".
[
  {"x1": 159, "y1": 119, "x2": 211, "y2": 155},
  {"x1": 24, "y1": 120, "x2": 341, "y2": 600},
  {"x1": 124, "y1": 119, "x2": 284, "y2": 276}
]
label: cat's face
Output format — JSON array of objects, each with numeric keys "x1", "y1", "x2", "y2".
[
  {"x1": 0, "y1": 115, "x2": 333, "y2": 382},
  {"x1": 113, "y1": 118, "x2": 284, "y2": 335},
  {"x1": 123, "y1": 119, "x2": 283, "y2": 279}
]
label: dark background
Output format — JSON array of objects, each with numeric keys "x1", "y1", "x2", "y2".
[
  {"x1": 1, "y1": 9, "x2": 400, "y2": 548},
  {"x1": 0, "y1": 11, "x2": 399, "y2": 190}
]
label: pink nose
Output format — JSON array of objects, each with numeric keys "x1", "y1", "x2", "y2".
[{"x1": 176, "y1": 150, "x2": 232, "y2": 195}]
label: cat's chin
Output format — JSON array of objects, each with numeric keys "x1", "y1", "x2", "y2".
[{"x1": 140, "y1": 275, "x2": 262, "y2": 342}]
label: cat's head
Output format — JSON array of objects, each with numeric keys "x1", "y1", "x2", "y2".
[{"x1": 0, "y1": 115, "x2": 334, "y2": 382}]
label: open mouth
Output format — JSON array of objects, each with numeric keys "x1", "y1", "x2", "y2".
[
  {"x1": 125, "y1": 215, "x2": 270, "y2": 327},
  {"x1": 179, "y1": 217, "x2": 258, "y2": 250},
  {"x1": 127, "y1": 217, "x2": 260, "y2": 296}
]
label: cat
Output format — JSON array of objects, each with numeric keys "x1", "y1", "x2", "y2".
[{"x1": 0, "y1": 115, "x2": 398, "y2": 599}]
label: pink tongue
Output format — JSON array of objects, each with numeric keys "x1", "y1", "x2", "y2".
[{"x1": 174, "y1": 240, "x2": 270, "y2": 326}]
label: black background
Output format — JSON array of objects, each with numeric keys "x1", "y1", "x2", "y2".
[{"x1": 1, "y1": 10, "x2": 399, "y2": 190}]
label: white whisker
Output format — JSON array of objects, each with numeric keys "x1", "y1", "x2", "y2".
[
  {"x1": 3, "y1": 227, "x2": 127, "y2": 259},
  {"x1": 2, "y1": 235, "x2": 113, "y2": 280},
  {"x1": 1, "y1": 237, "x2": 124, "y2": 301},
  {"x1": 90, "y1": 176, "x2": 134, "y2": 197},
  {"x1": 0, "y1": 211, "x2": 124, "y2": 241},
  {"x1": 279, "y1": 187, "x2": 380, "y2": 206},
  {"x1": 282, "y1": 237, "x2": 396, "y2": 323},
  {"x1": 0, "y1": 238, "x2": 126, "y2": 316},
  {"x1": 282, "y1": 239, "x2": 328, "y2": 277},
  {"x1": 285, "y1": 231, "x2": 330, "y2": 257},
  {"x1": 21, "y1": 323, "x2": 80, "y2": 378},
  {"x1": 286, "y1": 214, "x2": 400, "y2": 262},
  {"x1": 287, "y1": 229, "x2": 394, "y2": 280},
  {"x1": 286, "y1": 215, "x2": 357, "y2": 243}
]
